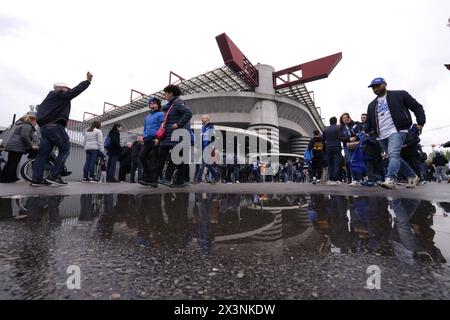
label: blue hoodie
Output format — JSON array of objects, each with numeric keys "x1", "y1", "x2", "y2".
[{"x1": 143, "y1": 110, "x2": 164, "y2": 140}]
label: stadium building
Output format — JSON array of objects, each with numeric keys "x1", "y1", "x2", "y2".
[{"x1": 1, "y1": 33, "x2": 342, "y2": 181}]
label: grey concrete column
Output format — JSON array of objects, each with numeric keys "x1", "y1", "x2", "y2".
[
  {"x1": 289, "y1": 136, "x2": 311, "y2": 156},
  {"x1": 248, "y1": 64, "x2": 279, "y2": 154}
]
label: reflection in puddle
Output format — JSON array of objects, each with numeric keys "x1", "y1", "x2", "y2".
[{"x1": 1, "y1": 193, "x2": 449, "y2": 265}]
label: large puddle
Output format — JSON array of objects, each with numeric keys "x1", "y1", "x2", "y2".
[{"x1": 1, "y1": 193, "x2": 450, "y2": 299}]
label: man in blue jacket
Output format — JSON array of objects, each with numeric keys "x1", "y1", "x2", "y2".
[
  {"x1": 138, "y1": 97, "x2": 164, "y2": 187},
  {"x1": 365, "y1": 77, "x2": 425, "y2": 189},
  {"x1": 31, "y1": 72, "x2": 93, "y2": 186},
  {"x1": 194, "y1": 114, "x2": 219, "y2": 184}
]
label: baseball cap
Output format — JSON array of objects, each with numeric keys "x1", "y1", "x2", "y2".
[
  {"x1": 147, "y1": 96, "x2": 161, "y2": 106},
  {"x1": 368, "y1": 77, "x2": 386, "y2": 88}
]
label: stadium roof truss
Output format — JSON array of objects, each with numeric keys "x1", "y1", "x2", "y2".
[{"x1": 84, "y1": 33, "x2": 340, "y2": 129}]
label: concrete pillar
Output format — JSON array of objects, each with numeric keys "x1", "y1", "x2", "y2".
[
  {"x1": 289, "y1": 136, "x2": 311, "y2": 156},
  {"x1": 248, "y1": 64, "x2": 280, "y2": 156}
]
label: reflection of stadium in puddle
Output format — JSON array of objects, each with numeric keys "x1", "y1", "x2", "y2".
[{"x1": 0, "y1": 193, "x2": 449, "y2": 264}]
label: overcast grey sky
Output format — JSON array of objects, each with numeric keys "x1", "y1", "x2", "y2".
[{"x1": 1, "y1": 0, "x2": 449, "y2": 154}]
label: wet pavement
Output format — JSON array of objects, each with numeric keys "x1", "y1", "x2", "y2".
[{"x1": 1, "y1": 188, "x2": 450, "y2": 300}]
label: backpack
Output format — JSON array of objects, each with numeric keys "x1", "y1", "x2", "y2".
[
  {"x1": 304, "y1": 148, "x2": 313, "y2": 164},
  {"x1": 313, "y1": 141, "x2": 324, "y2": 152},
  {"x1": 104, "y1": 134, "x2": 111, "y2": 149}
]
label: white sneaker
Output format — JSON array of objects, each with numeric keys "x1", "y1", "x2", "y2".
[
  {"x1": 381, "y1": 178, "x2": 396, "y2": 190},
  {"x1": 327, "y1": 181, "x2": 337, "y2": 185},
  {"x1": 406, "y1": 175, "x2": 420, "y2": 189},
  {"x1": 349, "y1": 181, "x2": 360, "y2": 186}
]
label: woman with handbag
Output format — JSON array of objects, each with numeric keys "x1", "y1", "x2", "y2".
[
  {"x1": 340, "y1": 112, "x2": 362, "y2": 185},
  {"x1": 0, "y1": 113, "x2": 38, "y2": 183},
  {"x1": 150, "y1": 84, "x2": 192, "y2": 188}
]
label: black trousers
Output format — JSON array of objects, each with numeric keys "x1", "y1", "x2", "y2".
[
  {"x1": 311, "y1": 161, "x2": 323, "y2": 180},
  {"x1": 150, "y1": 145, "x2": 189, "y2": 184},
  {"x1": 0, "y1": 151, "x2": 23, "y2": 183},
  {"x1": 140, "y1": 139, "x2": 156, "y2": 180},
  {"x1": 118, "y1": 163, "x2": 131, "y2": 181}
]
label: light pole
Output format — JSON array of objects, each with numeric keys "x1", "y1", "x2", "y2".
[{"x1": 447, "y1": 18, "x2": 450, "y2": 70}]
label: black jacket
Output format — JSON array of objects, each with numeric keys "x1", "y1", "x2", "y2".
[
  {"x1": 119, "y1": 146, "x2": 132, "y2": 166},
  {"x1": 322, "y1": 124, "x2": 342, "y2": 151},
  {"x1": 433, "y1": 154, "x2": 449, "y2": 167},
  {"x1": 131, "y1": 141, "x2": 143, "y2": 160},
  {"x1": 107, "y1": 128, "x2": 122, "y2": 156},
  {"x1": 36, "y1": 80, "x2": 91, "y2": 127},
  {"x1": 366, "y1": 90, "x2": 426, "y2": 137},
  {"x1": 308, "y1": 136, "x2": 324, "y2": 162},
  {"x1": 162, "y1": 97, "x2": 192, "y2": 147}
]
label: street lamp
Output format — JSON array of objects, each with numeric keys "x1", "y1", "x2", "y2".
[{"x1": 447, "y1": 18, "x2": 450, "y2": 70}]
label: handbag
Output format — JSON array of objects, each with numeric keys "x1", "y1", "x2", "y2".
[{"x1": 155, "y1": 101, "x2": 176, "y2": 140}]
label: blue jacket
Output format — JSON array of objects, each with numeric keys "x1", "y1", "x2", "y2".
[
  {"x1": 143, "y1": 110, "x2": 164, "y2": 140},
  {"x1": 201, "y1": 122, "x2": 215, "y2": 149},
  {"x1": 366, "y1": 90, "x2": 426, "y2": 137}
]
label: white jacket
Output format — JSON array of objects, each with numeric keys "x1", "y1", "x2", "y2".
[{"x1": 84, "y1": 128, "x2": 105, "y2": 153}]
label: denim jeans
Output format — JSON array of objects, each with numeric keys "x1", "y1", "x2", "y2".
[
  {"x1": 286, "y1": 169, "x2": 293, "y2": 182},
  {"x1": 390, "y1": 199, "x2": 422, "y2": 252},
  {"x1": 107, "y1": 155, "x2": 119, "y2": 180},
  {"x1": 326, "y1": 148, "x2": 342, "y2": 182},
  {"x1": 196, "y1": 161, "x2": 218, "y2": 182},
  {"x1": 83, "y1": 150, "x2": 99, "y2": 179},
  {"x1": 378, "y1": 132, "x2": 416, "y2": 181},
  {"x1": 344, "y1": 147, "x2": 362, "y2": 181},
  {"x1": 32, "y1": 124, "x2": 70, "y2": 180},
  {"x1": 233, "y1": 165, "x2": 240, "y2": 182},
  {"x1": 435, "y1": 166, "x2": 448, "y2": 183}
]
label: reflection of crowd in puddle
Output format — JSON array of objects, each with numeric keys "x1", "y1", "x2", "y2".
[
  {"x1": 1, "y1": 194, "x2": 449, "y2": 264},
  {"x1": 306, "y1": 194, "x2": 448, "y2": 264}
]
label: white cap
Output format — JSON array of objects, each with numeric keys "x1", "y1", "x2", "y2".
[{"x1": 53, "y1": 82, "x2": 70, "y2": 89}]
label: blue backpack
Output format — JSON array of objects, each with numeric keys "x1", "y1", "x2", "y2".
[
  {"x1": 104, "y1": 134, "x2": 111, "y2": 149},
  {"x1": 304, "y1": 148, "x2": 313, "y2": 164}
]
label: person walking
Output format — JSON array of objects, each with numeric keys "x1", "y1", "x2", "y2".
[
  {"x1": 31, "y1": 72, "x2": 93, "y2": 186},
  {"x1": 106, "y1": 123, "x2": 122, "y2": 182},
  {"x1": 0, "y1": 113, "x2": 38, "y2": 183},
  {"x1": 365, "y1": 77, "x2": 425, "y2": 189},
  {"x1": 130, "y1": 136, "x2": 144, "y2": 183},
  {"x1": 339, "y1": 112, "x2": 361, "y2": 185},
  {"x1": 118, "y1": 142, "x2": 132, "y2": 182},
  {"x1": 152, "y1": 84, "x2": 192, "y2": 188},
  {"x1": 139, "y1": 97, "x2": 164, "y2": 186},
  {"x1": 322, "y1": 117, "x2": 342, "y2": 184},
  {"x1": 195, "y1": 114, "x2": 219, "y2": 184},
  {"x1": 433, "y1": 151, "x2": 449, "y2": 183},
  {"x1": 307, "y1": 130, "x2": 324, "y2": 184},
  {"x1": 82, "y1": 120, "x2": 104, "y2": 182}
]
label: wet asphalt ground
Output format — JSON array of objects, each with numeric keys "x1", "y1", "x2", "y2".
[{"x1": 0, "y1": 182, "x2": 450, "y2": 300}]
